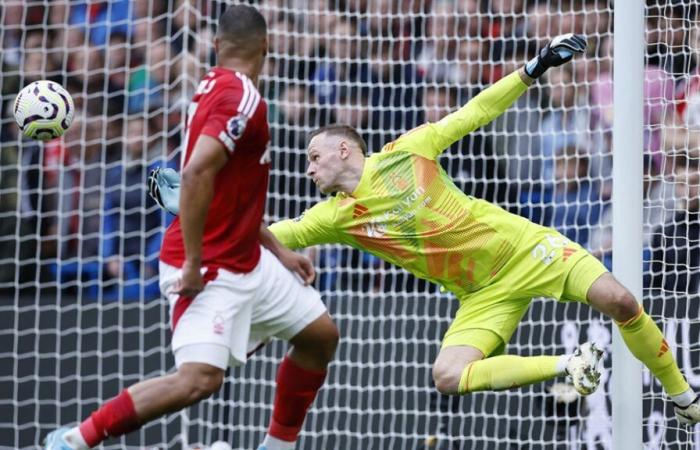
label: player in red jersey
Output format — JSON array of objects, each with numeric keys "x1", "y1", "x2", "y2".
[{"x1": 44, "y1": 5, "x2": 338, "y2": 450}]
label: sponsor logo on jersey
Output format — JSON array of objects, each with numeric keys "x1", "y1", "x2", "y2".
[{"x1": 364, "y1": 219, "x2": 387, "y2": 238}]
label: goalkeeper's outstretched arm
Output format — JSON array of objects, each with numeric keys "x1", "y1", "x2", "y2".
[{"x1": 390, "y1": 33, "x2": 587, "y2": 160}]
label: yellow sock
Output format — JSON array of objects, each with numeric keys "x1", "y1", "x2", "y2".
[
  {"x1": 458, "y1": 355, "x2": 563, "y2": 394},
  {"x1": 617, "y1": 306, "x2": 689, "y2": 396}
]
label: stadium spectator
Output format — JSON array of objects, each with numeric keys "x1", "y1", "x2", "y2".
[
  {"x1": 540, "y1": 67, "x2": 594, "y2": 185},
  {"x1": 127, "y1": 39, "x2": 171, "y2": 114},
  {"x1": 44, "y1": 6, "x2": 338, "y2": 450},
  {"x1": 104, "y1": 32, "x2": 129, "y2": 115},
  {"x1": 67, "y1": 40, "x2": 105, "y2": 94},
  {"x1": 22, "y1": 31, "x2": 59, "y2": 84},
  {"x1": 416, "y1": 0, "x2": 464, "y2": 83},
  {"x1": 590, "y1": 36, "x2": 676, "y2": 172},
  {"x1": 524, "y1": 3, "x2": 555, "y2": 44},
  {"x1": 68, "y1": 0, "x2": 134, "y2": 47},
  {"x1": 368, "y1": 40, "x2": 423, "y2": 138},
  {"x1": 312, "y1": 16, "x2": 368, "y2": 105},
  {"x1": 1, "y1": 0, "x2": 23, "y2": 67},
  {"x1": 485, "y1": 0, "x2": 527, "y2": 80},
  {"x1": 101, "y1": 117, "x2": 173, "y2": 301},
  {"x1": 491, "y1": 40, "x2": 543, "y2": 207},
  {"x1": 589, "y1": 160, "x2": 676, "y2": 271},
  {"x1": 647, "y1": 162, "x2": 700, "y2": 293},
  {"x1": 549, "y1": 145, "x2": 602, "y2": 248},
  {"x1": 454, "y1": 37, "x2": 488, "y2": 88},
  {"x1": 646, "y1": 2, "x2": 696, "y2": 79},
  {"x1": 663, "y1": 27, "x2": 700, "y2": 159}
]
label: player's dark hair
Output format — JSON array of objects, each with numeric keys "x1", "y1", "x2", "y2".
[
  {"x1": 217, "y1": 4, "x2": 267, "y2": 56},
  {"x1": 309, "y1": 124, "x2": 367, "y2": 155}
]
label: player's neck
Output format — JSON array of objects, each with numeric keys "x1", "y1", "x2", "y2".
[
  {"x1": 218, "y1": 58, "x2": 260, "y2": 85},
  {"x1": 339, "y1": 156, "x2": 365, "y2": 195}
]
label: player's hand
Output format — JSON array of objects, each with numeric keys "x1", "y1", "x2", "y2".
[
  {"x1": 524, "y1": 33, "x2": 587, "y2": 78},
  {"x1": 175, "y1": 260, "x2": 204, "y2": 298},
  {"x1": 148, "y1": 167, "x2": 181, "y2": 215},
  {"x1": 278, "y1": 250, "x2": 316, "y2": 285}
]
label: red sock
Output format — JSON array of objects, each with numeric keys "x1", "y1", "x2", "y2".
[
  {"x1": 268, "y1": 356, "x2": 327, "y2": 442},
  {"x1": 78, "y1": 389, "x2": 142, "y2": 447}
]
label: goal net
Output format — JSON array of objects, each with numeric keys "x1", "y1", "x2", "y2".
[{"x1": 1, "y1": 0, "x2": 698, "y2": 448}]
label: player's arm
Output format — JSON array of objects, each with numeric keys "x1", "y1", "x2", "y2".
[
  {"x1": 176, "y1": 135, "x2": 228, "y2": 297},
  {"x1": 147, "y1": 171, "x2": 338, "y2": 253},
  {"x1": 268, "y1": 199, "x2": 338, "y2": 250},
  {"x1": 389, "y1": 33, "x2": 587, "y2": 160},
  {"x1": 259, "y1": 224, "x2": 316, "y2": 285}
]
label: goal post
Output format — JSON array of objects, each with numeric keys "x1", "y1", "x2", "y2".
[{"x1": 612, "y1": 0, "x2": 644, "y2": 447}]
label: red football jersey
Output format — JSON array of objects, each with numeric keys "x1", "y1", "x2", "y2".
[{"x1": 160, "y1": 68, "x2": 270, "y2": 273}]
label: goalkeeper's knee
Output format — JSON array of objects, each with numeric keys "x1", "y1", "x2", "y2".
[{"x1": 432, "y1": 355, "x2": 482, "y2": 395}]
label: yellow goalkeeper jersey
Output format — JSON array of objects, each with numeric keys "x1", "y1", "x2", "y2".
[{"x1": 269, "y1": 72, "x2": 532, "y2": 299}]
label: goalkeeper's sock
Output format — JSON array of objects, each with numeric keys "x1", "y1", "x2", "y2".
[
  {"x1": 267, "y1": 356, "x2": 327, "y2": 444},
  {"x1": 616, "y1": 306, "x2": 690, "y2": 397},
  {"x1": 73, "y1": 389, "x2": 142, "y2": 448},
  {"x1": 458, "y1": 355, "x2": 565, "y2": 394}
]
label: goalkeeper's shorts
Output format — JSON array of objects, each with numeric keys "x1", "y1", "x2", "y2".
[
  {"x1": 441, "y1": 223, "x2": 608, "y2": 357},
  {"x1": 159, "y1": 246, "x2": 327, "y2": 368}
]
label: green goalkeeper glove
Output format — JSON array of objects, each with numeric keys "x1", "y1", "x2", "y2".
[
  {"x1": 524, "y1": 33, "x2": 587, "y2": 79},
  {"x1": 148, "y1": 167, "x2": 181, "y2": 215}
]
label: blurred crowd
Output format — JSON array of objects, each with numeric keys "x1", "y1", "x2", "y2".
[{"x1": 0, "y1": 0, "x2": 698, "y2": 299}]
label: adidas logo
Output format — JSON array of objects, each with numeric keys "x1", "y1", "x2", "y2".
[
  {"x1": 353, "y1": 203, "x2": 368, "y2": 218},
  {"x1": 657, "y1": 339, "x2": 669, "y2": 357},
  {"x1": 562, "y1": 247, "x2": 577, "y2": 262}
]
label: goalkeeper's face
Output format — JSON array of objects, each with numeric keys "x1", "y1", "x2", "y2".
[{"x1": 306, "y1": 134, "x2": 350, "y2": 194}]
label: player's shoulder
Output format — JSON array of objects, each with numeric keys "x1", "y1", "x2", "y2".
[{"x1": 380, "y1": 124, "x2": 431, "y2": 154}]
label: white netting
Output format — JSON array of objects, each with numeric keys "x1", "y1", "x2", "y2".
[{"x1": 1, "y1": 0, "x2": 699, "y2": 449}]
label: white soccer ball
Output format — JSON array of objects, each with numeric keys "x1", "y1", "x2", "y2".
[
  {"x1": 14, "y1": 80, "x2": 74, "y2": 141},
  {"x1": 208, "y1": 442, "x2": 232, "y2": 450}
]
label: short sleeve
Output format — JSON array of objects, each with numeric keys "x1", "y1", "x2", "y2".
[{"x1": 200, "y1": 86, "x2": 259, "y2": 153}]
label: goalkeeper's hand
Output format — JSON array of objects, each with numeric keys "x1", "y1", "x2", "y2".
[
  {"x1": 524, "y1": 33, "x2": 587, "y2": 79},
  {"x1": 148, "y1": 167, "x2": 181, "y2": 215}
]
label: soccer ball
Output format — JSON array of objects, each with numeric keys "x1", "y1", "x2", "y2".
[{"x1": 14, "y1": 80, "x2": 74, "y2": 141}]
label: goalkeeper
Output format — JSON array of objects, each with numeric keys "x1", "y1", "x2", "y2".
[{"x1": 150, "y1": 34, "x2": 700, "y2": 422}]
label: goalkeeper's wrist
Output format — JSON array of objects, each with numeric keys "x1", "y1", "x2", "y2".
[{"x1": 524, "y1": 56, "x2": 546, "y2": 79}]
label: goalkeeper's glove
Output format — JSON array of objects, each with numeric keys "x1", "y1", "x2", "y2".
[
  {"x1": 524, "y1": 33, "x2": 587, "y2": 79},
  {"x1": 148, "y1": 167, "x2": 181, "y2": 215}
]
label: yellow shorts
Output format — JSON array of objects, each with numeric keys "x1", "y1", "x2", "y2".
[{"x1": 441, "y1": 223, "x2": 608, "y2": 356}]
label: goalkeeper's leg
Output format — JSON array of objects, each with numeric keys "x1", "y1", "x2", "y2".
[
  {"x1": 432, "y1": 329, "x2": 573, "y2": 395},
  {"x1": 585, "y1": 272, "x2": 699, "y2": 422}
]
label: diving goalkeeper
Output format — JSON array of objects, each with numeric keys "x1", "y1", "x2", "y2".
[{"x1": 149, "y1": 34, "x2": 700, "y2": 423}]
